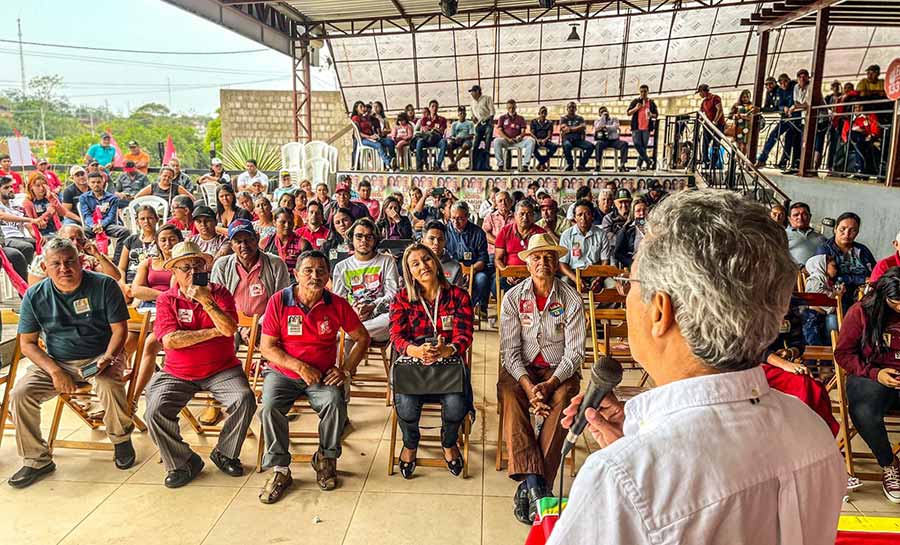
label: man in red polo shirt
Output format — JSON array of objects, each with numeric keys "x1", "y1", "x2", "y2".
[
  {"x1": 257, "y1": 250, "x2": 371, "y2": 503},
  {"x1": 0, "y1": 154, "x2": 24, "y2": 193},
  {"x1": 296, "y1": 201, "x2": 329, "y2": 249},
  {"x1": 144, "y1": 241, "x2": 257, "y2": 489},
  {"x1": 495, "y1": 199, "x2": 546, "y2": 271},
  {"x1": 492, "y1": 99, "x2": 535, "y2": 172},
  {"x1": 870, "y1": 229, "x2": 900, "y2": 284}
]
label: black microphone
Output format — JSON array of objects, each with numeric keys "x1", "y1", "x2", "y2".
[{"x1": 561, "y1": 356, "x2": 623, "y2": 457}]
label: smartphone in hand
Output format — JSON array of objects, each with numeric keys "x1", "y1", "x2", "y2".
[{"x1": 192, "y1": 272, "x2": 209, "y2": 287}]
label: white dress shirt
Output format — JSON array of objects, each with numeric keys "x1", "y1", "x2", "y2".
[
  {"x1": 547, "y1": 366, "x2": 845, "y2": 545},
  {"x1": 470, "y1": 95, "x2": 495, "y2": 124}
]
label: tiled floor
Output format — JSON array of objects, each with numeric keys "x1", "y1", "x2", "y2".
[{"x1": 1, "y1": 329, "x2": 898, "y2": 545}]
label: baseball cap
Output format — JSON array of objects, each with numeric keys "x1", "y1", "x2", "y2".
[
  {"x1": 468, "y1": 85, "x2": 482, "y2": 93},
  {"x1": 614, "y1": 188, "x2": 632, "y2": 202},
  {"x1": 866, "y1": 64, "x2": 881, "y2": 73},
  {"x1": 192, "y1": 205, "x2": 216, "y2": 220},
  {"x1": 765, "y1": 76, "x2": 776, "y2": 84},
  {"x1": 210, "y1": 157, "x2": 223, "y2": 166},
  {"x1": 37, "y1": 158, "x2": 48, "y2": 165},
  {"x1": 69, "y1": 165, "x2": 86, "y2": 176},
  {"x1": 89, "y1": 160, "x2": 100, "y2": 166},
  {"x1": 127, "y1": 140, "x2": 138, "y2": 147},
  {"x1": 335, "y1": 181, "x2": 351, "y2": 193},
  {"x1": 539, "y1": 196, "x2": 558, "y2": 210},
  {"x1": 696, "y1": 84, "x2": 710, "y2": 93},
  {"x1": 279, "y1": 170, "x2": 291, "y2": 177},
  {"x1": 535, "y1": 187, "x2": 551, "y2": 199},
  {"x1": 227, "y1": 218, "x2": 257, "y2": 240},
  {"x1": 123, "y1": 160, "x2": 136, "y2": 173},
  {"x1": 100, "y1": 132, "x2": 110, "y2": 139}
]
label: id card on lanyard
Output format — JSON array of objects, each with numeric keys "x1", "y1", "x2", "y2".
[{"x1": 421, "y1": 288, "x2": 445, "y2": 336}]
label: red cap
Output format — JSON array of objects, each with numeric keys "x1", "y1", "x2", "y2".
[
  {"x1": 335, "y1": 182, "x2": 351, "y2": 193},
  {"x1": 123, "y1": 166, "x2": 135, "y2": 173},
  {"x1": 540, "y1": 196, "x2": 558, "y2": 210}
]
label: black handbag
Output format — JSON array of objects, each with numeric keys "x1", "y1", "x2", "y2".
[{"x1": 391, "y1": 354, "x2": 465, "y2": 395}]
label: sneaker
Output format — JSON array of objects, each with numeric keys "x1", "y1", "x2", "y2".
[
  {"x1": 883, "y1": 464, "x2": 900, "y2": 503},
  {"x1": 847, "y1": 474, "x2": 863, "y2": 491}
]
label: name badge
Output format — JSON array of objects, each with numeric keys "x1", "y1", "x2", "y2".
[
  {"x1": 521, "y1": 314, "x2": 534, "y2": 328},
  {"x1": 440, "y1": 315, "x2": 452, "y2": 330},
  {"x1": 287, "y1": 314, "x2": 303, "y2": 336},
  {"x1": 548, "y1": 302, "x2": 564, "y2": 318},
  {"x1": 884, "y1": 333, "x2": 892, "y2": 346},
  {"x1": 571, "y1": 244, "x2": 582, "y2": 258},
  {"x1": 519, "y1": 299, "x2": 535, "y2": 314},
  {"x1": 463, "y1": 252, "x2": 472, "y2": 261},
  {"x1": 329, "y1": 249, "x2": 338, "y2": 260},
  {"x1": 178, "y1": 309, "x2": 193, "y2": 323},
  {"x1": 249, "y1": 283, "x2": 264, "y2": 297},
  {"x1": 73, "y1": 298, "x2": 91, "y2": 314},
  {"x1": 315, "y1": 238, "x2": 325, "y2": 248},
  {"x1": 779, "y1": 320, "x2": 791, "y2": 334}
]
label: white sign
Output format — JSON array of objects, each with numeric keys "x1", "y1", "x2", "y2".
[{"x1": 6, "y1": 137, "x2": 33, "y2": 167}]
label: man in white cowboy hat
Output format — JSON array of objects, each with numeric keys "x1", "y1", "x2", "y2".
[
  {"x1": 144, "y1": 241, "x2": 257, "y2": 488},
  {"x1": 498, "y1": 233, "x2": 585, "y2": 525}
]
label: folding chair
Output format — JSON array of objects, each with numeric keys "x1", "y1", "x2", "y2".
[
  {"x1": 177, "y1": 313, "x2": 259, "y2": 453},
  {"x1": 792, "y1": 292, "x2": 844, "y2": 390},
  {"x1": 832, "y1": 330, "x2": 900, "y2": 481},
  {"x1": 0, "y1": 309, "x2": 23, "y2": 447},
  {"x1": 387, "y1": 351, "x2": 474, "y2": 478},
  {"x1": 46, "y1": 308, "x2": 152, "y2": 453}
]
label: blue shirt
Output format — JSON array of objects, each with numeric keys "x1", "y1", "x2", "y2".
[
  {"x1": 79, "y1": 191, "x2": 120, "y2": 229},
  {"x1": 86, "y1": 143, "x2": 116, "y2": 166},
  {"x1": 450, "y1": 120, "x2": 475, "y2": 139},
  {"x1": 445, "y1": 221, "x2": 489, "y2": 267}
]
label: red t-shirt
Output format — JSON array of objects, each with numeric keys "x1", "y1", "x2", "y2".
[
  {"x1": 498, "y1": 114, "x2": 527, "y2": 139},
  {"x1": 494, "y1": 223, "x2": 546, "y2": 266},
  {"x1": 420, "y1": 114, "x2": 448, "y2": 134},
  {"x1": 637, "y1": 103, "x2": 650, "y2": 131},
  {"x1": 352, "y1": 114, "x2": 377, "y2": 138},
  {"x1": 532, "y1": 295, "x2": 550, "y2": 368},
  {"x1": 870, "y1": 253, "x2": 900, "y2": 284},
  {"x1": 701, "y1": 94, "x2": 723, "y2": 126},
  {"x1": 296, "y1": 224, "x2": 329, "y2": 249},
  {"x1": 262, "y1": 287, "x2": 364, "y2": 377},
  {"x1": 233, "y1": 258, "x2": 269, "y2": 317},
  {"x1": 154, "y1": 283, "x2": 241, "y2": 381}
]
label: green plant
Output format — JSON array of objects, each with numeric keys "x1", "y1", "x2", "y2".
[{"x1": 220, "y1": 138, "x2": 281, "y2": 171}]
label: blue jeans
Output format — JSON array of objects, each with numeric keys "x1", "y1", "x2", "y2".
[
  {"x1": 360, "y1": 137, "x2": 396, "y2": 168},
  {"x1": 758, "y1": 119, "x2": 800, "y2": 166},
  {"x1": 847, "y1": 374, "x2": 900, "y2": 467},
  {"x1": 562, "y1": 138, "x2": 592, "y2": 169},
  {"x1": 802, "y1": 309, "x2": 838, "y2": 347},
  {"x1": 472, "y1": 269, "x2": 493, "y2": 311},
  {"x1": 393, "y1": 391, "x2": 468, "y2": 449},
  {"x1": 415, "y1": 133, "x2": 443, "y2": 169},
  {"x1": 632, "y1": 129, "x2": 651, "y2": 168},
  {"x1": 534, "y1": 141, "x2": 558, "y2": 166},
  {"x1": 472, "y1": 119, "x2": 494, "y2": 171}
]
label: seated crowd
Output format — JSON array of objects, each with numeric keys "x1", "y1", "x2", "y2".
[{"x1": 2, "y1": 145, "x2": 900, "y2": 523}]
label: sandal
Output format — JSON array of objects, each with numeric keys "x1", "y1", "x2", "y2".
[
  {"x1": 399, "y1": 448, "x2": 417, "y2": 480},
  {"x1": 259, "y1": 470, "x2": 293, "y2": 504}
]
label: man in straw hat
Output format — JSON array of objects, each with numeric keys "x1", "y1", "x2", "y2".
[
  {"x1": 144, "y1": 241, "x2": 256, "y2": 488},
  {"x1": 498, "y1": 233, "x2": 585, "y2": 525}
]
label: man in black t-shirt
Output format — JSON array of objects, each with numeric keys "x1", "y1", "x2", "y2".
[
  {"x1": 61, "y1": 165, "x2": 89, "y2": 225},
  {"x1": 8, "y1": 237, "x2": 135, "y2": 489},
  {"x1": 559, "y1": 102, "x2": 592, "y2": 171}
]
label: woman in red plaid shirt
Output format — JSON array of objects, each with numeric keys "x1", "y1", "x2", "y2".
[
  {"x1": 389, "y1": 243, "x2": 474, "y2": 479},
  {"x1": 261, "y1": 207, "x2": 311, "y2": 275}
]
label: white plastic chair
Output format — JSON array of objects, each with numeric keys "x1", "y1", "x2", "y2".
[
  {"x1": 200, "y1": 182, "x2": 219, "y2": 208},
  {"x1": 351, "y1": 124, "x2": 380, "y2": 172},
  {"x1": 121, "y1": 206, "x2": 136, "y2": 233},
  {"x1": 304, "y1": 141, "x2": 328, "y2": 161},
  {"x1": 326, "y1": 144, "x2": 339, "y2": 172},
  {"x1": 129, "y1": 195, "x2": 169, "y2": 225},
  {"x1": 304, "y1": 157, "x2": 331, "y2": 186},
  {"x1": 281, "y1": 142, "x2": 305, "y2": 180}
]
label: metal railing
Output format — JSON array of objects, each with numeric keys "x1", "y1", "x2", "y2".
[{"x1": 661, "y1": 112, "x2": 790, "y2": 208}]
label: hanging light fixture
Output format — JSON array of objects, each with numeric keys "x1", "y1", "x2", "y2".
[{"x1": 567, "y1": 23, "x2": 581, "y2": 42}]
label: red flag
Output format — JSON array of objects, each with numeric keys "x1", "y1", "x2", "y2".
[
  {"x1": 162, "y1": 135, "x2": 177, "y2": 165},
  {"x1": 105, "y1": 128, "x2": 125, "y2": 168}
]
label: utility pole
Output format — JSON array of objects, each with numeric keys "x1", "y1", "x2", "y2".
[{"x1": 17, "y1": 18, "x2": 26, "y2": 92}]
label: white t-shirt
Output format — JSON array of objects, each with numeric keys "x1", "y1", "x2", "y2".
[
  {"x1": 236, "y1": 171, "x2": 269, "y2": 193},
  {"x1": 0, "y1": 202, "x2": 26, "y2": 239}
]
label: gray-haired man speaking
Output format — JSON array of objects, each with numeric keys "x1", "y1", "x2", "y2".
[{"x1": 548, "y1": 189, "x2": 845, "y2": 545}]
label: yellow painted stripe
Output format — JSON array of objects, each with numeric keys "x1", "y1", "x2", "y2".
[{"x1": 838, "y1": 515, "x2": 900, "y2": 533}]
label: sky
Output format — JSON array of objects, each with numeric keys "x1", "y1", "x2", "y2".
[{"x1": 0, "y1": 0, "x2": 338, "y2": 117}]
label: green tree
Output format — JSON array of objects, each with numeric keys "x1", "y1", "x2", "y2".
[{"x1": 205, "y1": 109, "x2": 222, "y2": 156}]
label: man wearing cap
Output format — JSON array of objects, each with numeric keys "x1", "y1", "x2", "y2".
[
  {"x1": 469, "y1": 85, "x2": 496, "y2": 171},
  {"x1": 84, "y1": 133, "x2": 116, "y2": 170},
  {"x1": 258, "y1": 250, "x2": 371, "y2": 501},
  {"x1": 145, "y1": 241, "x2": 256, "y2": 488},
  {"x1": 113, "y1": 161, "x2": 149, "y2": 202},
  {"x1": 123, "y1": 141, "x2": 150, "y2": 175},
  {"x1": 600, "y1": 188, "x2": 632, "y2": 241},
  {"x1": 536, "y1": 196, "x2": 565, "y2": 242},
  {"x1": 189, "y1": 205, "x2": 230, "y2": 258},
  {"x1": 858, "y1": 64, "x2": 885, "y2": 99},
  {"x1": 273, "y1": 171, "x2": 298, "y2": 202},
  {"x1": 762, "y1": 76, "x2": 779, "y2": 112},
  {"x1": 325, "y1": 181, "x2": 370, "y2": 224},
  {"x1": 498, "y1": 233, "x2": 584, "y2": 524},
  {"x1": 756, "y1": 73, "x2": 796, "y2": 169},
  {"x1": 8, "y1": 236, "x2": 135, "y2": 489},
  {"x1": 643, "y1": 180, "x2": 667, "y2": 208},
  {"x1": 236, "y1": 159, "x2": 269, "y2": 194},
  {"x1": 354, "y1": 179, "x2": 380, "y2": 219},
  {"x1": 697, "y1": 84, "x2": 725, "y2": 169},
  {"x1": 61, "y1": 165, "x2": 90, "y2": 224},
  {"x1": 79, "y1": 172, "x2": 130, "y2": 241},
  {"x1": 169, "y1": 158, "x2": 194, "y2": 193},
  {"x1": 198, "y1": 158, "x2": 231, "y2": 186},
  {"x1": 35, "y1": 159, "x2": 61, "y2": 194},
  {"x1": 559, "y1": 199, "x2": 611, "y2": 285},
  {"x1": 0, "y1": 154, "x2": 24, "y2": 193}
]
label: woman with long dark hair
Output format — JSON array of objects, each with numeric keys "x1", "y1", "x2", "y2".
[
  {"x1": 815, "y1": 211, "x2": 876, "y2": 310},
  {"x1": 375, "y1": 195, "x2": 413, "y2": 240},
  {"x1": 261, "y1": 207, "x2": 310, "y2": 275},
  {"x1": 835, "y1": 267, "x2": 900, "y2": 503},
  {"x1": 215, "y1": 184, "x2": 252, "y2": 236},
  {"x1": 351, "y1": 100, "x2": 396, "y2": 169},
  {"x1": 321, "y1": 207, "x2": 354, "y2": 269},
  {"x1": 389, "y1": 243, "x2": 473, "y2": 478}
]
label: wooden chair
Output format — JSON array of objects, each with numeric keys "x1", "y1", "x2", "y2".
[
  {"x1": 0, "y1": 309, "x2": 23, "y2": 447},
  {"x1": 586, "y1": 289, "x2": 649, "y2": 389},
  {"x1": 494, "y1": 265, "x2": 529, "y2": 372},
  {"x1": 575, "y1": 266, "x2": 625, "y2": 368},
  {"x1": 796, "y1": 269, "x2": 809, "y2": 292},
  {"x1": 177, "y1": 313, "x2": 260, "y2": 447},
  {"x1": 460, "y1": 263, "x2": 481, "y2": 331},
  {"x1": 792, "y1": 292, "x2": 844, "y2": 390},
  {"x1": 832, "y1": 330, "x2": 900, "y2": 481},
  {"x1": 346, "y1": 332, "x2": 391, "y2": 406},
  {"x1": 387, "y1": 351, "x2": 474, "y2": 478},
  {"x1": 46, "y1": 308, "x2": 152, "y2": 454}
]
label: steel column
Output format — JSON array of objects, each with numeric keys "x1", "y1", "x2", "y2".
[
  {"x1": 291, "y1": 31, "x2": 313, "y2": 142},
  {"x1": 747, "y1": 30, "x2": 769, "y2": 161},
  {"x1": 798, "y1": 7, "x2": 828, "y2": 177}
]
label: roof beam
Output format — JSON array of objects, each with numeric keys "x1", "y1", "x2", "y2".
[{"x1": 757, "y1": 0, "x2": 846, "y2": 31}]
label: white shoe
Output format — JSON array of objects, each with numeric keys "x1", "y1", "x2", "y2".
[{"x1": 883, "y1": 464, "x2": 900, "y2": 503}]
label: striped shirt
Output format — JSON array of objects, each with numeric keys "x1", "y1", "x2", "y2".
[{"x1": 500, "y1": 277, "x2": 585, "y2": 383}]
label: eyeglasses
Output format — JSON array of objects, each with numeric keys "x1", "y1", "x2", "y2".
[
  {"x1": 172, "y1": 264, "x2": 205, "y2": 273},
  {"x1": 612, "y1": 275, "x2": 640, "y2": 294}
]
